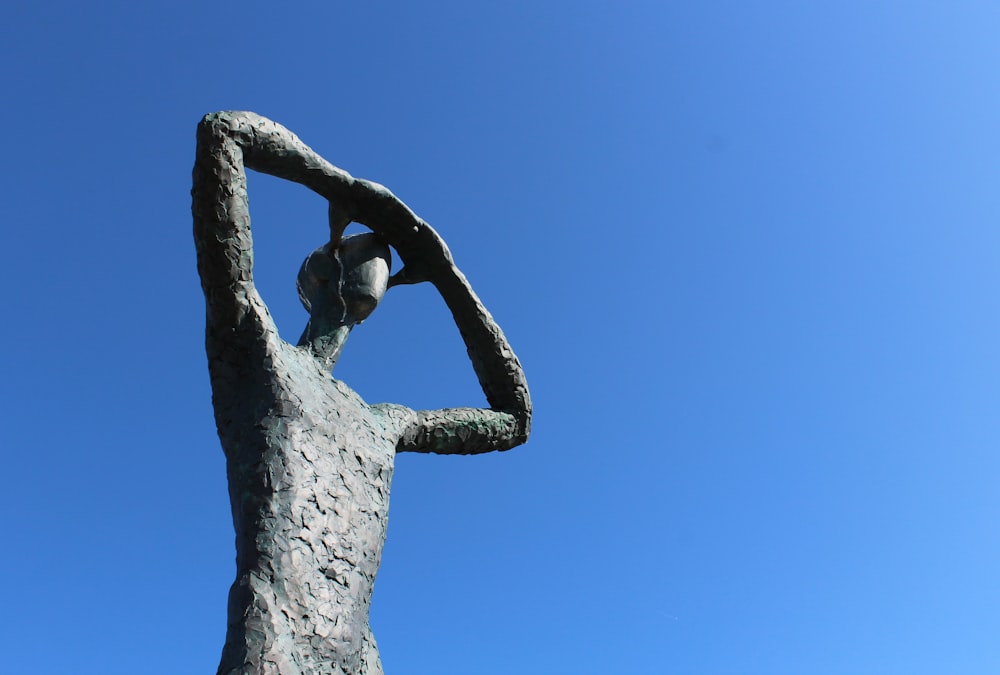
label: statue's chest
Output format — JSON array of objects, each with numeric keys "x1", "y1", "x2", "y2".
[{"x1": 269, "y1": 347, "x2": 397, "y2": 516}]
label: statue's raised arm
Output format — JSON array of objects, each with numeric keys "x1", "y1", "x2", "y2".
[
  {"x1": 386, "y1": 222, "x2": 532, "y2": 454},
  {"x1": 191, "y1": 111, "x2": 354, "y2": 349}
]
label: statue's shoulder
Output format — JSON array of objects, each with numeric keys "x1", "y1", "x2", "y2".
[{"x1": 369, "y1": 402, "x2": 418, "y2": 439}]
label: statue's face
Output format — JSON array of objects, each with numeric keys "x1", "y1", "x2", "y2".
[{"x1": 297, "y1": 234, "x2": 392, "y2": 330}]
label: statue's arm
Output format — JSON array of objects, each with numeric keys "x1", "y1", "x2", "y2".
[
  {"x1": 395, "y1": 241, "x2": 532, "y2": 455},
  {"x1": 192, "y1": 111, "x2": 354, "y2": 334},
  {"x1": 193, "y1": 111, "x2": 437, "y2": 328}
]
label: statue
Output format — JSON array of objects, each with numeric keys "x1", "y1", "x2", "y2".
[{"x1": 191, "y1": 111, "x2": 532, "y2": 674}]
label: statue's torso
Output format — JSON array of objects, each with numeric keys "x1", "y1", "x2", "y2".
[{"x1": 211, "y1": 329, "x2": 411, "y2": 674}]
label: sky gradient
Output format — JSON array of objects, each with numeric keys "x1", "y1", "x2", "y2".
[{"x1": 3, "y1": 2, "x2": 1000, "y2": 673}]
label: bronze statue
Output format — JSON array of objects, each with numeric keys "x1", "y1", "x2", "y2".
[{"x1": 192, "y1": 111, "x2": 531, "y2": 674}]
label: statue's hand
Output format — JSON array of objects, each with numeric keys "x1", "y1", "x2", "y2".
[{"x1": 389, "y1": 222, "x2": 455, "y2": 288}]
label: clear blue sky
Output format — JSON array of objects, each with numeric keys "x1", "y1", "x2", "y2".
[{"x1": 3, "y1": 2, "x2": 999, "y2": 673}]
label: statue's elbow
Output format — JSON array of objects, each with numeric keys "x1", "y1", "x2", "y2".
[
  {"x1": 197, "y1": 111, "x2": 225, "y2": 134},
  {"x1": 508, "y1": 409, "x2": 531, "y2": 449},
  {"x1": 196, "y1": 111, "x2": 251, "y2": 143}
]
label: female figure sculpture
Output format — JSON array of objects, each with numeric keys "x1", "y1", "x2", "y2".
[{"x1": 192, "y1": 111, "x2": 531, "y2": 674}]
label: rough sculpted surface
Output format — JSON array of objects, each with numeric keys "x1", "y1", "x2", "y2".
[{"x1": 192, "y1": 112, "x2": 531, "y2": 674}]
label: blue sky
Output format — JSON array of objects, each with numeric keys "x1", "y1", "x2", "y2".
[{"x1": 3, "y1": 2, "x2": 1000, "y2": 673}]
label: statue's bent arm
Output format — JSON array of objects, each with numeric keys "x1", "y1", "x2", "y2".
[
  {"x1": 396, "y1": 256, "x2": 532, "y2": 455},
  {"x1": 195, "y1": 110, "x2": 436, "y2": 250},
  {"x1": 192, "y1": 110, "x2": 441, "y2": 331}
]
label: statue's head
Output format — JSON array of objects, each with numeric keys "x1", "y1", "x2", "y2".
[{"x1": 296, "y1": 233, "x2": 392, "y2": 367}]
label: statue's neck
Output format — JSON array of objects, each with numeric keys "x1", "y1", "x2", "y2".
[{"x1": 297, "y1": 321, "x2": 351, "y2": 371}]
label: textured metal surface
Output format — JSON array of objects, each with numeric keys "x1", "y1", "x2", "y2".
[{"x1": 192, "y1": 111, "x2": 531, "y2": 674}]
